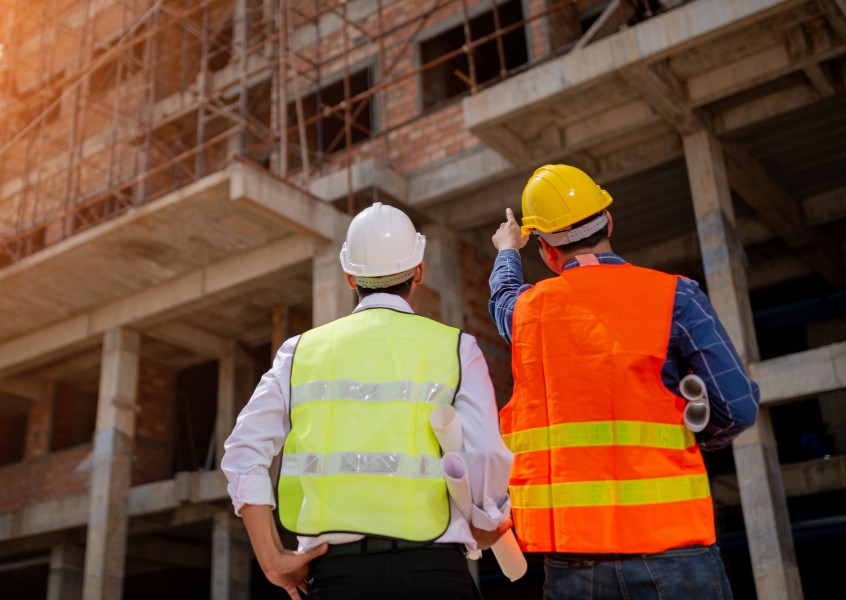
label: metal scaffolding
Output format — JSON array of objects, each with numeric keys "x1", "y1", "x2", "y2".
[{"x1": 0, "y1": 0, "x2": 673, "y2": 266}]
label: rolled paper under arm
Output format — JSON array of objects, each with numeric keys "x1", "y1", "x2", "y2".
[
  {"x1": 442, "y1": 452, "x2": 473, "y2": 522},
  {"x1": 679, "y1": 373, "x2": 710, "y2": 433},
  {"x1": 430, "y1": 406, "x2": 528, "y2": 581},
  {"x1": 442, "y1": 452, "x2": 481, "y2": 560},
  {"x1": 430, "y1": 404, "x2": 464, "y2": 454}
]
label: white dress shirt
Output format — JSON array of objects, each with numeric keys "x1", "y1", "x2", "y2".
[{"x1": 221, "y1": 293, "x2": 513, "y2": 553}]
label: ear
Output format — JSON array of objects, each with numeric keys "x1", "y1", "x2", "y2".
[
  {"x1": 537, "y1": 237, "x2": 558, "y2": 265},
  {"x1": 344, "y1": 272, "x2": 358, "y2": 290},
  {"x1": 605, "y1": 209, "x2": 614, "y2": 238},
  {"x1": 413, "y1": 261, "x2": 425, "y2": 286}
]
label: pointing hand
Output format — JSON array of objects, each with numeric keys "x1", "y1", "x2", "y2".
[{"x1": 492, "y1": 208, "x2": 529, "y2": 252}]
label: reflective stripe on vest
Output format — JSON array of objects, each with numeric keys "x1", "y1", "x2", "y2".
[
  {"x1": 278, "y1": 308, "x2": 460, "y2": 542},
  {"x1": 503, "y1": 420, "x2": 696, "y2": 454},
  {"x1": 502, "y1": 264, "x2": 715, "y2": 554}
]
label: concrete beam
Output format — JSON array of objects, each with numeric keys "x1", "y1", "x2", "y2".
[
  {"x1": 463, "y1": 0, "x2": 804, "y2": 131},
  {"x1": 308, "y1": 158, "x2": 409, "y2": 204},
  {"x1": 724, "y1": 142, "x2": 846, "y2": 287},
  {"x1": 0, "y1": 471, "x2": 228, "y2": 543},
  {"x1": 407, "y1": 146, "x2": 515, "y2": 207},
  {"x1": 144, "y1": 323, "x2": 231, "y2": 359},
  {"x1": 619, "y1": 63, "x2": 705, "y2": 135},
  {"x1": 712, "y1": 454, "x2": 846, "y2": 506},
  {"x1": 229, "y1": 161, "x2": 349, "y2": 243},
  {"x1": 750, "y1": 341, "x2": 846, "y2": 406},
  {"x1": 0, "y1": 235, "x2": 315, "y2": 378}
]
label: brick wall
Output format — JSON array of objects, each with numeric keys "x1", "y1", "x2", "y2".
[
  {"x1": 24, "y1": 393, "x2": 52, "y2": 459},
  {"x1": 460, "y1": 244, "x2": 513, "y2": 408},
  {"x1": 133, "y1": 360, "x2": 176, "y2": 486},
  {"x1": 0, "y1": 445, "x2": 91, "y2": 513},
  {"x1": 411, "y1": 284, "x2": 441, "y2": 322}
]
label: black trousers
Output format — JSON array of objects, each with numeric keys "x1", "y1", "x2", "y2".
[{"x1": 306, "y1": 540, "x2": 481, "y2": 600}]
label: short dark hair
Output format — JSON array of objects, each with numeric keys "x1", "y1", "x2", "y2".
[
  {"x1": 553, "y1": 211, "x2": 609, "y2": 251},
  {"x1": 356, "y1": 276, "x2": 414, "y2": 299}
]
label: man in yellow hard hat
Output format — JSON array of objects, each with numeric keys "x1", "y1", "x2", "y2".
[
  {"x1": 488, "y1": 164, "x2": 760, "y2": 599},
  {"x1": 222, "y1": 202, "x2": 513, "y2": 599}
]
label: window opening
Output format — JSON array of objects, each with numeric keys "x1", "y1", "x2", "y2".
[
  {"x1": 286, "y1": 67, "x2": 373, "y2": 168},
  {"x1": 419, "y1": 0, "x2": 528, "y2": 109}
]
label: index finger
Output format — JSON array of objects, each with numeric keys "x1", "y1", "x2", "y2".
[{"x1": 505, "y1": 208, "x2": 516, "y2": 223}]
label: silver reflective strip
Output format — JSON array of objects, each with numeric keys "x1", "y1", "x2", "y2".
[
  {"x1": 280, "y1": 451, "x2": 444, "y2": 479},
  {"x1": 291, "y1": 379, "x2": 456, "y2": 409}
]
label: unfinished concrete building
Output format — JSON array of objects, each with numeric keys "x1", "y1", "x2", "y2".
[{"x1": 0, "y1": 0, "x2": 844, "y2": 597}]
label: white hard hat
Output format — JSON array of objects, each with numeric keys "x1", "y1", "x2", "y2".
[{"x1": 339, "y1": 202, "x2": 425, "y2": 288}]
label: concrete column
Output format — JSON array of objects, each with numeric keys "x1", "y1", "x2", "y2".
[
  {"x1": 421, "y1": 223, "x2": 464, "y2": 328},
  {"x1": 82, "y1": 327, "x2": 140, "y2": 600},
  {"x1": 211, "y1": 510, "x2": 252, "y2": 600},
  {"x1": 313, "y1": 243, "x2": 355, "y2": 327},
  {"x1": 228, "y1": 0, "x2": 249, "y2": 159},
  {"x1": 683, "y1": 129, "x2": 803, "y2": 600},
  {"x1": 47, "y1": 544, "x2": 84, "y2": 600},
  {"x1": 216, "y1": 341, "x2": 254, "y2": 467}
]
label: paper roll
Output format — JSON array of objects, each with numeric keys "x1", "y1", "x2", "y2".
[
  {"x1": 432, "y1": 408, "x2": 526, "y2": 579},
  {"x1": 680, "y1": 373, "x2": 710, "y2": 433},
  {"x1": 492, "y1": 530, "x2": 528, "y2": 582},
  {"x1": 442, "y1": 452, "x2": 472, "y2": 521},
  {"x1": 442, "y1": 452, "x2": 482, "y2": 560},
  {"x1": 430, "y1": 405, "x2": 463, "y2": 454}
]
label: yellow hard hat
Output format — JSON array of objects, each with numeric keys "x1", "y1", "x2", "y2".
[{"x1": 520, "y1": 164, "x2": 613, "y2": 236}]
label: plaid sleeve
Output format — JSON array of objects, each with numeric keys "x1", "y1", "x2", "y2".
[{"x1": 670, "y1": 278, "x2": 760, "y2": 451}]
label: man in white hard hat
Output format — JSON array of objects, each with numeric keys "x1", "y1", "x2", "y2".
[{"x1": 222, "y1": 202, "x2": 514, "y2": 599}]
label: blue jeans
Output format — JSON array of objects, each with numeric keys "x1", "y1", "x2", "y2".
[{"x1": 543, "y1": 544, "x2": 733, "y2": 600}]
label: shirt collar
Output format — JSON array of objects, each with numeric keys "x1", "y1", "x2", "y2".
[
  {"x1": 353, "y1": 293, "x2": 414, "y2": 314},
  {"x1": 563, "y1": 252, "x2": 628, "y2": 271}
]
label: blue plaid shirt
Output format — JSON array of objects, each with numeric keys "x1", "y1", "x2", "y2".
[{"x1": 488, "y1": 249, "x2": 759, "y2": 451}]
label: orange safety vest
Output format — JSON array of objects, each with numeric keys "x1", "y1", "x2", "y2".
[{"x1": 501, "y1": 262, "x2": 715, "y2": 554}]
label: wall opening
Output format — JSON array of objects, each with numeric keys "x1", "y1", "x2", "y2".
[
  {"x1": 286, "y1": 67, "x2": 373, "y2": 168},
  {"x1": 419, "y1": 0, "x2": 528, "y2": 109},
  {"x1": 50, "y1": 382, "x2": 97, "y2": 451},
  {"x1": 0, "y1": 398, "x2": 27, "y2": 466},
  {"x1": 173, "y1": 361, "x2": 218, "y2": 473}
]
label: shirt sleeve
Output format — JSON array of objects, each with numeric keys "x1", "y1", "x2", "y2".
[
  {"x1": 488, "y1": 249, "x2": 533, "y2": 346},
  {"x1": 455, "y1": 332, "x2": 514, "y2": 531},
  {"x1": 220, "y1": 336, "x2": 299, "y2": 516},
  {"x1": 671, "y1": 279, "x2": 760, "y2": 451}
]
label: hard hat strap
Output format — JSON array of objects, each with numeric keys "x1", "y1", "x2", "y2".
[
  {"x1": 536, "y1": 212, "x2": 608, "y2": 246},
  {"x1": 354, "y1": 267, "x2": 417, "y2": 289}
]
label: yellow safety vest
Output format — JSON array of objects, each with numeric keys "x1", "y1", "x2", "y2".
[{"x1": 278, "y1": 307, "x2": 460, "y2": 541}]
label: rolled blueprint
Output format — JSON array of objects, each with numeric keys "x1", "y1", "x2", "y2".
[
  {"x1": 430, "y1": 404, "x2": 463, "y2": 454},
  {"x1": 442, "y1": 452, "x2": 481, "y2": 560},
  {"x1": 680, "y1": 373, "x2": 710, "y2": 433},
  {"x1": 429, "y1": 406, "x2": 528, "y2": 582}
]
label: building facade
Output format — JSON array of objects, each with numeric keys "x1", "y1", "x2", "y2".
[{"x1": 0, "y1": 0, "x2": 844, "y2": 598}]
